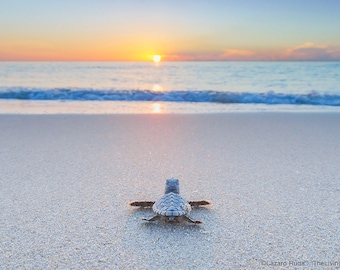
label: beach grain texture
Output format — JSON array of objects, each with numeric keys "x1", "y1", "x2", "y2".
[{"x1": 1, "y1": 114, "x2": 339, "y2": 269}]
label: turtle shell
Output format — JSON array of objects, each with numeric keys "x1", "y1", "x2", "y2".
[{"x1": 153, "y1": 192, "x2": 191, "y2": 217}]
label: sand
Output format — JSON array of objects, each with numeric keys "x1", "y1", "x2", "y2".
[{"x1": 0, "y1": 113, "x2": 339, "y2": 269}]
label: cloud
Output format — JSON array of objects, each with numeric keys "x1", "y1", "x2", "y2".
[
  {"x1": 219, "y1": 43, "x2": 340, "y2": 61},
  {"x1": 159, "y1": 43, "x2": 340, "y2": 61},
  {"x1": 281, "y1": 42, "x2": 340, "y2": 61},
  {"x1": 220, "y1": 49, "x2": 258, "y2": 61},
  {"x1": 165, "y1": 49, "x2": 262, "y2": 61},
  {"x1": 157, "y1": 42, "x2": 340, "y2": 61},
  {"x1": 164, "y1": 52, "x2": 222, "y2": 61}
]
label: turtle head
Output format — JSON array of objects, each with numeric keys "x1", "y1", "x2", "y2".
[{"x1": 165, "y1": 178, "x2": 180, "y2": 194}]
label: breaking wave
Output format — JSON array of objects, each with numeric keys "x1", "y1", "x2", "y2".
[{"x1": 0, "y1": 88, "x2": 339, "y2": 106}]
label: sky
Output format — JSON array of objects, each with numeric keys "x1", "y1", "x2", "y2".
[{"x1": 1, "y1": 0, "x2": 340, "y2": 61}]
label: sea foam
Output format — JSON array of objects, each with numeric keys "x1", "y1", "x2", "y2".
[{"x1": 0, "y1": 88, "x2": 339, "y2": 106}]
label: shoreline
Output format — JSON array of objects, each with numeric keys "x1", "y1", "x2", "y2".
[
  {"x1": 1, "y1": 100, "x2": 340, "y2": 114},
  {"x1": 1, "y1": 113, "x2": 339, "y2": 269}
]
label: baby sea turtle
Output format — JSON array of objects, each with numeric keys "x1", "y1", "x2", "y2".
[{"x1": 129, "y1": 178, "x2": 211, "y2": 224}]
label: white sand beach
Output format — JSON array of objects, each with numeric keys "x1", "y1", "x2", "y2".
[{"x1": 1, "y1": 113, "x2": 339, "y2": 269}]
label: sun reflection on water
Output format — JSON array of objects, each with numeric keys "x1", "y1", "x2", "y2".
[{"x1": 151, "y1": 102, "x2": 163, "y2": 113}]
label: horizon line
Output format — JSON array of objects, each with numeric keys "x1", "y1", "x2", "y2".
[{"x1": 1, "y1": 59, "x2": 340, "y2": 62}]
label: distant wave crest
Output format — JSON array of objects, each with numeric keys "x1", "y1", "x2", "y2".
[{"x1": 0, "y1": 88, "x2": 339, "y2": 106}]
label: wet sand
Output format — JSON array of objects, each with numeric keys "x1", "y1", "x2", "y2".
[{"x1": 1, "y1": 114, "x2": 339, "y2": 269}]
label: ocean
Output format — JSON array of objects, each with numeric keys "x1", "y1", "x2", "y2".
[{"x1": 0, "y1": 61, "x2": 339, "y2": 113}]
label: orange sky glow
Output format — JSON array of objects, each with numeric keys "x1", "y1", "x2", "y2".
[{"x1": 1, "y1": 1, "x2": 340, "y2": 61}]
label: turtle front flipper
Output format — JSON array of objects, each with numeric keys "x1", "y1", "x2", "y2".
[
  {"x1": 188, "y1": 200, "x2": 211, "y2": 207},
  {"x1": 129, "y1": 201, "x2": 155, "y2": 207},
  {"x1": 142, "y1": 215, "x2": 160, "y2": 222}
]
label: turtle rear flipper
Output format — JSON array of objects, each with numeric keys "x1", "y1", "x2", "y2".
[
  {"x1": 129, "y1": 201, "x2": 155, "y2": 207},
  {"x1": 188, "y1": 200, "x2": 211, "y2": 207},
  {"x1": 182, "y1": 215, "x2": 202, "y2": 224},
  {"x1": 142, "y1": 215, "x2": 160, "y2": 222}
]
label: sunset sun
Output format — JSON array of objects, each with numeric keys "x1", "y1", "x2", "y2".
[{"x1": 153, "y1": 55, "x2": 161, "y2": 63}]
